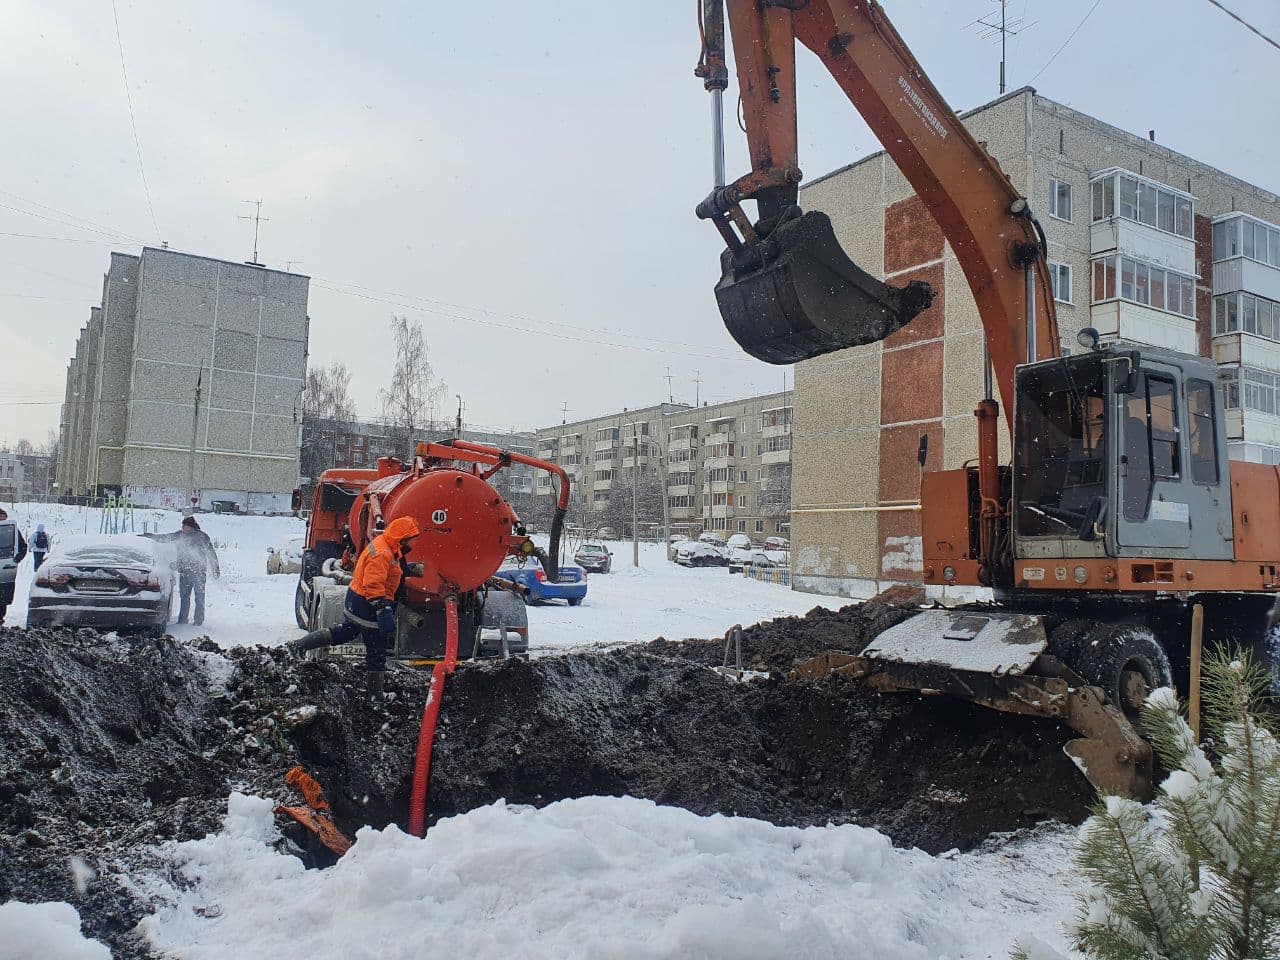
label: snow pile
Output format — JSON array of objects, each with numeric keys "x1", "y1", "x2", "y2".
[
  {"x1": 141, "y1": 793, "x2": 1078, "y2": 960},
  {"x1": 0, "y1": 901, "x2": 110, "y2": 960}
]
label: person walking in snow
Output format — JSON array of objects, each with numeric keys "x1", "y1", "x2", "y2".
[
  {"x1": 288, "y1": 516, "x2": 422, "y2": 699},
  {"x1": 144, "y1": 516, "x2": 220, "y2": 626},
  {"x1": 30, "y1": 524, "x2": 51, "y2": 571}
]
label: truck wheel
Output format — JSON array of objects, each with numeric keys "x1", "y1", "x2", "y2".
[
  {"x1": 294, "y1": 578, "x2": 311, "y2": 630},
  {"x1": 1077, "y1": 623, "x2": 1173, "y2": 724},
  {"x1": 568, "y1": 598, "x2": 582, "y2": 607}
]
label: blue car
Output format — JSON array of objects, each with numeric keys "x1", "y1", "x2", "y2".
[{"x1": 496, "y1": 558, "x2": 588, "y2": 606}]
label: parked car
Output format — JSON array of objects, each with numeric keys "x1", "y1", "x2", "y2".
[
  {"x1": 27, "y1": 535, "x2": 173, "y2": 634},
  {"x1": 266, "y1": 533, "x2": 305, "y2": 575},
  {"x1": 727, "y1": 546, "x2": 756, "y2": 574},
  {"x1": 574, "y1": 542, "x2": 612, "y2": 573},
  {"x1": 763, "y1": 536, "x2": 790, "y2": 551},
  {"x1": 0, "y1": 510, "x2": 25, "y2": 622},
  {"x1": 477, "y1": 589, "x2": 529, "y2": 657},
  {"x1": 698, "y1": 531, "x2": 725, "y2": 545},
  {"x1": 725, "y1": 533, "x2": 753, "y2": 552},
  {"x1": 675, "y1": 541, "x2": 728, "y2": 567},
  {"x1": 496, "y1": 558, "x2": 588, "y2": 606}
]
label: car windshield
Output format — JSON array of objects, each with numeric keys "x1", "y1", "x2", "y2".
[
  {"x1": 0, "y1": 525, "x2": 13, "y2": 554},
  {"x1": 578, "y1": 545, "x2": 605, "y2": 555},
  {"x1": 53, "y1": 537, "x2": 154, "y2": 567}
]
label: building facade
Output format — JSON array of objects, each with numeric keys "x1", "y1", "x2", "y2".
[
  {"x1": 57, "y1": 247, "x2": 310, "y2": 513},
  {"x1": 793, "y1": 87, "x2": 1280, "y2": 597},
  {"x1": 0, "y1": 453, "x2": 24, "y2": 502},
  {"x1": 533, "y1": 392, "x2": 793, "y2": 538}
]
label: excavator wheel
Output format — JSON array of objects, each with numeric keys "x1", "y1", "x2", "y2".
[
  {"x1": 1046, "y1": 618, "x2": 1096, "y2": 669},
  {"x1": 1076, "y1": 623, "x2": 1173, "y2": 726}
]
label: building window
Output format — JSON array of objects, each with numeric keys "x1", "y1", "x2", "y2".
[
  {"x1": 1215, "y1": 293, "x2": 1280, "y2": 341},
  {"x1": 739, "y1": 469, "x2": 748, "y2": 483},
  {"x1": 754, "y1": 519, "x2": 764, "y2": 534},
  {"x1": 1048, "y1": 262, "x2": 1073, "y2": 304},
  {"x1": 737, "y1": 495, "x2": 747, "y2": 508},
  {"x1": 594, "y1": 469, "x2": 612, "y2": 482},
  {"x1": 1049, "y1": 179, "x2": 1072, "y2": 221},
  {"x1": 1223, "y1": 367, "x2": 1280, "y2": 416},
  {"x1": 1213, "y1": 216, "x2": 1280, "y2": 268},
  {"x1": 1090, "y1": 171, "x2": 1193, "y2": 239},
  {"x1": 1091, "y1": 255, "x2": 1195, "y2": 319},
  {"x1": 764, "y1": 435, "x2": 792, "y2": 453},
  {"x1": 737, "y1": 520, "x2": 747, "y2": 533}
]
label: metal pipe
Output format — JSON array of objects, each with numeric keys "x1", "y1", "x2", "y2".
[
  {"x1": 1190, "y1": 603, "x2": 1204, "y2": 742},
  {"x1": 982, "y1": 336, "x2": 994, "y2": 402},
  {"x1": 1025, "y1": 266, "x2": 1037, "y2": 363},
  {"x1": 711, "y1": 89, "x2": 725, "y2": 189}
]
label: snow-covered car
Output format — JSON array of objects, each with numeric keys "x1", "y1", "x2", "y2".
[
  {"x1": 744, "y1": 549, "x2": 790, "y2": 571},
  {"x1": 266, "y1": 534, "x2": 305, "y2": 575},
  {"x1": 697, "y1": 531, "x2": 725, "y2": 545},
  {"x1": 27, "y1": 535, "x2": 172, "y2": 634},
  {"x1": 763, "y1": 536, "x2": 790, "y2": 551},
  {"x1": 574, "y1": 543, "x2": 612, "y2": 573},
  {"x1": 726, "y1": 533, "x2": 753, "y2": 552},
  {"x1": 727, "y1": 546, "x2": 757, "y2": 574},
  {"x1": 675, "y1": 541, "x2": 728, "y2": 567}
]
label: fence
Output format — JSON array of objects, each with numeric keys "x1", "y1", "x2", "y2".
[{"x1": 745, "y1": 565, "x2": 790, "y2": 586}]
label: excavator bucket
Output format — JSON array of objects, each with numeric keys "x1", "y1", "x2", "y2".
[
  {"x1": 790, "y1": 609, "x2": 1154, "y2": 799},
  {"x1": 715, "y1": 210, "x2": 935, "y2": 365}
]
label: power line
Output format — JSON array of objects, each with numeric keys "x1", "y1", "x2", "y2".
[
  {"x1": 1028, "y1": 0, "x2": 1106, "y2": 84},
  {"x1": 1203, "y1": 0, "x2": 1280, "y2": 51},
  {"x1": 110, "y1": 0, "x2": 161, "y2": 242},
  {"x1": 0, "y1": 233, "x2": 120, "y2": 244}
]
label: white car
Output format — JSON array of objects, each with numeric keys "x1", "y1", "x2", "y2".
[
  {"x1": 726, "y1": 533, "x2": 753, "y2": 551},
  {"x1": 675, "y1": 541, "x2": 728, "y2": 567},
  {"x1": 697, "y1": 531, "x2": 725, "y2": 545},
  {"x1": 267, "y1": 534, "x2": 305, "y2": 575}
]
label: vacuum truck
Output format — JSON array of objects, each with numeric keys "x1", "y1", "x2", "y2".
[{"x1": 294, "y1": 438, "x2": 569, "y2": 664}]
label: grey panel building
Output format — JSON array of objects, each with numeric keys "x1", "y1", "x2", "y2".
[{"x1": 57, "y1": 248, "x2": 309, "y2": 513}]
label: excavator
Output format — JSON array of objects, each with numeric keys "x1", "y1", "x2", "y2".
[{"x1": 695, "y1": 0, "x2": 1280, "y2": 797}]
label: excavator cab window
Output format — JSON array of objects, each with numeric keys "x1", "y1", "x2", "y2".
[{"x1": 1014, "y1": 355, "x2": 1109, "y2": 539}]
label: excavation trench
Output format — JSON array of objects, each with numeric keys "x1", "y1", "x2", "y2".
[{"x1": 0, "y1": 602, "x2": 1092, "y2": 956}]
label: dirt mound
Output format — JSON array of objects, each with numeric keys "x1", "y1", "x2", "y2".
[{"x1": 0, "y1": 604, "x2": 1093, "y2": 956}]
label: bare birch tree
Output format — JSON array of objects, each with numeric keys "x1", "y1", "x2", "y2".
[{"x1": 378, "y1": 315, "x2": 448, "y2": 455}]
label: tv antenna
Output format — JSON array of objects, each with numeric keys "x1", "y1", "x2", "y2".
[
  {"x1": 969, "y1": 0, "x2": 1036, "y2": 94},
  {"x1": 560, "y1": 401, "x2": 571, "y2": 425},
  {"x1": 239, "y1": 199, "x2": 269, "y2": 265},
  {"x1": 664, "y1": 367, "x2": 675, "y2": 403}
]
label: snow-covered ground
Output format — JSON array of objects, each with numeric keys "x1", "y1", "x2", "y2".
[
  {"x1": 15, "y1": 795, "x2": 1081, "y2": 960},
  {"x1": 1, "y1": 503, "x2": 842, "y2": 653}
]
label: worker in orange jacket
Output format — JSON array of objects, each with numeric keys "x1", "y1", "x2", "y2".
[{"x1": 289, "y1": 516, "x2": 422, "y2": 697}]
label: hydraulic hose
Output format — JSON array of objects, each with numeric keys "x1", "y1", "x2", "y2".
[
  {"x1": 407, "y1": 596, "x2": 459, "y2": 838},
  {"x1": 543, "y1": 505, "x2": 566, "y2": 582}
]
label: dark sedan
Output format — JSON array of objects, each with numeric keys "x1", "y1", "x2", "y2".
[
  {"x1": 573, "y1": 543, "x2": 612, "y2": 573},
  {"x1": 27, "y1": 535, "x2": 173, "y2": 634}
]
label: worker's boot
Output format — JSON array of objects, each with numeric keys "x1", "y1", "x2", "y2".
[
  {"x1": 366, "y1": 671, "x2": 387, "y2": 702},
  {"x1": 287, "y1": 628, "x2": 333, "y2": 660}
]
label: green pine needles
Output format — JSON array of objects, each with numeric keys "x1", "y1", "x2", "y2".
[{"x1": 1016, "y1": 648, "x2": 1280, "y2": 960}]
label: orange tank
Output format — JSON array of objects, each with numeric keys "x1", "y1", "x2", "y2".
[{"x1": 348, "y1": 468, "x2": 519, "y2": 598}]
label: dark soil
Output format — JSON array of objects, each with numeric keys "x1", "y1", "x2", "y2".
[{"x1": 0, "y1": 602, "x2": 1093, "y2": 957}]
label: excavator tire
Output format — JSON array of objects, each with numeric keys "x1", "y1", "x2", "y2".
[
  {"x1": 1077, "y1": 623, "x2": 1173, "y2": 724},
  {"x1": 1046, "y1": 618, "x2": 1096, "y2": 669}
]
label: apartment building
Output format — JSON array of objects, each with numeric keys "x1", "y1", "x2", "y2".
[
  {"x1": 533, "y1": 392, "x2": 793, "y2": 538},
  {"x1": 58, "y1": 247, "x2": 310, "y2": 513},
  {"x1": 793, "y1": 86, "x2": 1279, "y2": 597}
]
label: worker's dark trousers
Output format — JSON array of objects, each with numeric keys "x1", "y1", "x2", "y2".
[
  {"x1": 32, "y1": 552, "x2": 46, "y2": 571},
  {"x1": 178, "y1": 573, "x2": 206, "y2": 625},
  {"x1": 328, "y1": 590, "x2": 396, "y2": 672}
]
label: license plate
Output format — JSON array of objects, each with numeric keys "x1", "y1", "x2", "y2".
[{"x1": 75, "y1": 580, "x2": 121, "y2": 594}]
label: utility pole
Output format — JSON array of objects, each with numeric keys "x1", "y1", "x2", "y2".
[
  {"x1": 188, "y1": 363, "x2": 203, "y2": 510},
  {"x1": 631, "y1": 428, "x2": 640, "y2": 568},
  {"x1": 693, "y1": 370, "x2": 702, "y2": 407},
  {"x1": 665, "y1": 367, "x2": 675, "y2": 404},
  {"x1": 240, "y1": 199, "x2": 269, "y2": 265}
]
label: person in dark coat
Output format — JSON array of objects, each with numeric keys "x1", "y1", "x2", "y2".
[{"x1": 145, "y1": 516, "x2": 220, "y2": 626}]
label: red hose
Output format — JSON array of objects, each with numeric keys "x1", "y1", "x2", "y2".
[{"x1": 408, "y1": 597, "x2": 459, "y2": 837}]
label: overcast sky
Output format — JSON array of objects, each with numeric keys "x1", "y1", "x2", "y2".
[{"x1": 1, "y1": 0, "x2": 1276, "y2": 447}]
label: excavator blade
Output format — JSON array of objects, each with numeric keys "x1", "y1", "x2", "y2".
[
  {"x1": 715, "y1": 210, "x2": 935, "y2": 365},
  {"x1": 790, "y1": 609, "x2": 1155, "y2": 800}
]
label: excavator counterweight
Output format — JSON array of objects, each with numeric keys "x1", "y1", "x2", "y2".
[{"x1": 714, "y1": 210, "x2": 935, "y2": 364}]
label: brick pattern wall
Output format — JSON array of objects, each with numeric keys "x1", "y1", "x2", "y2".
[{"x1": 878, "y1": 197, "x2": 947, "y2": 580}]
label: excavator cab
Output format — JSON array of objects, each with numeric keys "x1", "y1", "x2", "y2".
[
  {"x1": 714, "y1": 209, "x2": 936, "y2": 364},
  {"x1": 1012, "y1": 345, "x2": 1234, "y2": 566}
]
